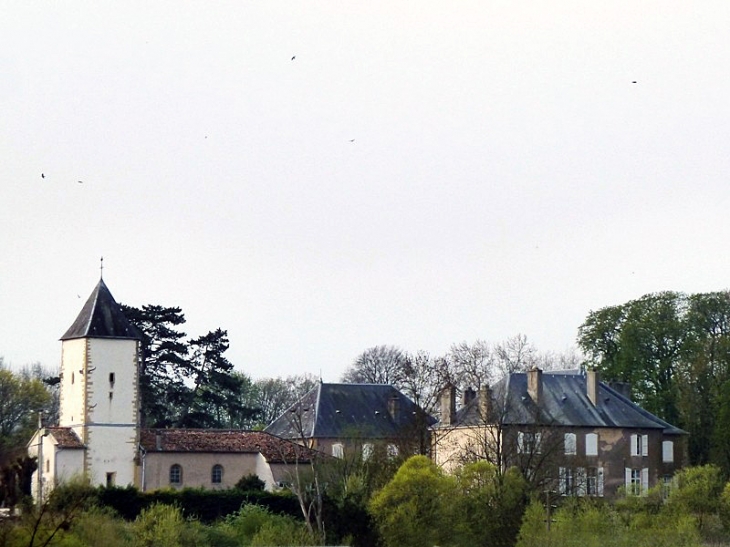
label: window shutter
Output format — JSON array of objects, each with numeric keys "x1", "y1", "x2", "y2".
[
  {"x1": 576, "y1": 467, "x2": 586, "y2": 497},
  {"x1": 625, "y1": 467, "x2": 631, "y2": 491},
  {"x1": 662, "y1": 441, "x2": 674, "y2": 463},
  {"x1": 565, "y1": 433, "x2": 576, "y2": 455},
  {"x1": 630, "y1": 434, "x2": 638, "y2": 456},
  {"x1": 586, "y1": 433, "x2": 598, "y2": 456},
  {"x1": 535, "y1": 432, "x2": 542, "y2": 454},
  {"x1": 597, "y1": 467, "x2": 604, "y2": 497},
  {"x1": 641, "y1": 435, "x2": 649, "y2": 457},
  {"x1": 517, "y1": 431, "x2": 525, "y2": 454},
  {"x1": 641, "y1": 468, "x2": 649, "y2": 493},
  {"x1": 559, "y1": 467, "x2": 566, "y2": 496}
]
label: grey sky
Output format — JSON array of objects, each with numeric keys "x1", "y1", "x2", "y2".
[{"x1": 2, "y1": 2, "x2": 729, "y2": 380}]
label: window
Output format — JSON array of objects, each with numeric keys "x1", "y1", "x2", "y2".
[
  {"x1": 332, "y1": 443, "x2": 344, "y2": 459},
  {"x1": 169, "y1": 464, "x2": 182, "y2": 485},
  {"x1": 586, "y1": 433, "x2": 598, "y2": 456},
  {"x1": 631, "y1": 434, "x2": 649, "y2": 457},
  {"x1": 518, "y1": 431, "x2": 542, "y2": 454},
  {"x1": 564, "y1": 433, "x2": 576, "y2": 455},
  {"x1": 386, "y1": 444, "x2": 399, "y2": 458},
  {"x1": 362, "y1": 443, "x2": 374, "y2": 462},
  {"x1": 559, "y1": 467, "x2": 574, "y2": 496},
  {"x1": 106, "y1": 472, "x2": 116, "y2": 487},
  {"x1": 662, "y1": 475, "x2": 673, "y2": 498},
  {"x1": 662, "y1": 440, "x2": 674, "y2": 463},
  {"x1": 211, "y1": 464, "x2": 223, "y2": 484},
  {"x1": 586, "y1": 467, "x2": 604, "y2": 497},
  {"x1": 626, "y1": 467, "x2": 648, "y2": 495}
]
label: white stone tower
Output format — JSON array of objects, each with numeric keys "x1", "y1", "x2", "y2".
[{"x1": 57, "y1": 278, "x2": 141, "y2": 487}]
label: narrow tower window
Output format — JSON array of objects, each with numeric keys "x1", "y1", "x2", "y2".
[{"x1": 109, "y1": 372, "x2": 115, "y2": 388}]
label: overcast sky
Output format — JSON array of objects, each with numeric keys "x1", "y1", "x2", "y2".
[{"x1": 2, "y1": 1, "x2": 729, "y2": 381}]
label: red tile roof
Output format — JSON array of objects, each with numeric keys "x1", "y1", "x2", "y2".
[
  {"x1": 139, "y1": 429, "x2": 320, "y2": 463},
  {"x1": 47, "y1": 427, "x2": 84, "y2": 448}
]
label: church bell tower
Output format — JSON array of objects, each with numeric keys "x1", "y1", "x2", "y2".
[{"x1": 58, "y1": 277, "x2": 141, "y2": 487}]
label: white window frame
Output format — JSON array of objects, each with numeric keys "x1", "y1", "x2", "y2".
[
  {"x1": 585, "y1": 433, "x2": 598, "y2": 456},
  {"x1": 362, "y1": 443, "x2": 374, "y2": 462},
  {"x1": 386, "y1": 444, "x2": 399, "y2": 458},
  {"x1": 630, "y1": 434, "x2": 649, "y2": 457},
  {"x1": 332, "y1": 443, "x2": 344, "y2": 459},
  {"x1": 586, "y1": 467, "x2": 604, "y2": 497},
  {"x1": 169, "y1": 464, "x2": 182, "y2": 485},
  {"x1": 518, "y1": 431, "x2": 542, "y2": 454},
  {"x1": 625, "y1": 467, "x2": 649, "y2": 495},
  {"x1": 558, "y1": 467, "x2": 574, "y2": 496},
  {"x1": 662, "y1": 440, "x2": 674, "y2": 463},
  {"x1": 564, "y1": 433, "x2": 577, "y2": 455}
]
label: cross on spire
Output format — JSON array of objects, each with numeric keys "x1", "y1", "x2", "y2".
[{"x1": 100, "y1": 256, "x2": 104, "y2": 280}]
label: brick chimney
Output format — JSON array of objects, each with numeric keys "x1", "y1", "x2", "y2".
[
  {"x1": 440, "y1": 383, "x2": 457, "y2": 426},
  {"x1": 527, "y1": 367, "x2": 542, "y2": 404},
  {"x1": 463, "y1": 388, "x2": 476, "y2": 406},
  {"x1": 587, "y1": 369, "x2": 599, "y2": 406},
  {"x1": 478, "y1": 384, "x2": 492, "y2": 421}
]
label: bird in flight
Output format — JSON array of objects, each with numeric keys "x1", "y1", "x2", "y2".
[
  {"x1": 291, "y1": 55, "x2": 296, "y2": 60},
  {"x1": 77, "y1": 180, "x2": 83, "y2": 184},
  {"x1": 41, "y1": 173, "x2": 45, "y2": 178}
]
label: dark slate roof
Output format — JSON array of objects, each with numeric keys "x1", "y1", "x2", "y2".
[
  {"x1": 441, "y1": 370, "x2": 685, "y2": 435},
  {"x1": 139, "y1": 429, "x2": 320, "y2": 463},
  {"x1": 264, "y1": 383, "x2": 437, "y2": 440},
  {"x1": 47, "y1": 427, "x2": 84, "y2": 448},
  {"x1": 61, "y1": 279, "x2": 141, "y2": 341}
]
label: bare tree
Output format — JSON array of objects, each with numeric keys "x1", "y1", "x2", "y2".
[
  {"x1": 277, "y1": 404, "x2": 327, "y2": 543},
  {"x1": 494, "y1": 334, "x2": 538, "y2": 375},
  {"x1": 447, "y1": 339, "x2": 496, "y2": 389},
  {"x1": 341, "y1": 345, "x2": 408, "y2": 385}
]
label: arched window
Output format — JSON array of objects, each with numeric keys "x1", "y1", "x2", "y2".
[
  {"x1": 211, "y1": 464, "x2": 223, "y2": 484},
  {"x1": 169, "y1": 464, "x2": 182, "y2": 485}
]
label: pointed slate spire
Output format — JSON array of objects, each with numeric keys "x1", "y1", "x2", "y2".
[{"x1": 60, "y1": 279, "x2": 140, "y2": 340}]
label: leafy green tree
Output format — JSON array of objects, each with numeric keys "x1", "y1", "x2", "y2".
[
  {"x1": 369, "y1": 455, "x2": 456, "y2": 547},
  {"x1": 0, "y1": 362, "x2": 52, "y2": 464},
  {"x1": 452, "y1": 462, "x2": 527, "y2": 547},
  {"x1": 579, "y1": 290, "x2": 730, "y2": 467},
  {"x1": 121, "y1": 304, "x2": 189, "y2": 427},
  {"x1": 667, "y1": 465, "x2": 724, "y2": 530},
  {"x1": 177, "y1": 329, "x2": 257, "y2": 428}
]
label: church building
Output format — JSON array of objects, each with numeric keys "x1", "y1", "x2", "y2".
[{"x1": 28, "y1": 277, "x2": 319, "y2": 500}]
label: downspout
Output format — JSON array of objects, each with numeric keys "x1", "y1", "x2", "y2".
[{"x1": 139, "y1": 445, "x2": 146, "y2": 492}]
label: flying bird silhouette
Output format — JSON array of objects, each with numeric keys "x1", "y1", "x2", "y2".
[
  {"x1": 77, "y1": 180, "x2": 83, "y2": 184},
  {"x1": 41, "y1": 173, "x2": 45, "y2": 178},
  {"x1": 291, "y1": 55, "x2": 296, "y2": 60}
]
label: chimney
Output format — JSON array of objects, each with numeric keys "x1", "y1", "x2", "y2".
[
  {"x1": 587, "y1": 369, "x2": 599, "y2": 406},
  {"x1": 463, "y1": 388, "x2": 476, "y2": 406},
  {"x1": 478, "y1": 384, "x2": 492, "y2": 421},
  {"x1": 388, "y1": 395, "x2": 400, "y2": 420},
  {"x1": 527, "y1": 367, "x2": 542, "y2": 404},
  {"x1": 609, "y1": 381, "x2": 632, "y2": 401},
  {"x1": 440, "y1": 383, "x2": 457, "y2": 426}
]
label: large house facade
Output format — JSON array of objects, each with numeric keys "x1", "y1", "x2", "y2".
[
  {"x1": 432, "y1": 368, "x2": 686, "y2": 498},
  {"x1": 265, "y1": 382, "x2": 436, "y2": 461}
]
